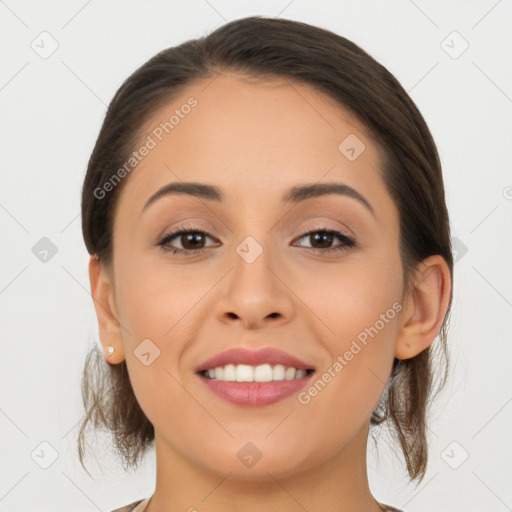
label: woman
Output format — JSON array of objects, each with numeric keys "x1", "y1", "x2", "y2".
[{"x1": 79, "y1": 16, "x2": 453, "y2": 512}]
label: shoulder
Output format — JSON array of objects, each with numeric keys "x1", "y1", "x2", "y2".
[
  {"x1": 112, "y1": 498, "x2": 405, "y2": 512},
  {"x1": 110, "y1": 498, "x2": 148, "y2": 512},
  {"x1": 382, "y1": 505, "x2": 405, "y2": 512}
]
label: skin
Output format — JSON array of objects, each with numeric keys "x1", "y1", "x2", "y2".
[{"x1": 89, "y1": 73, "x2": 452, "y2": 512}]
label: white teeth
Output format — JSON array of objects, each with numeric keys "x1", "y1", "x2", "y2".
[
  {"x1": 236, "y1": 364, "x2": 254, "y2": 382},
  {"x1": 202, "y1": 363, "x2": 310, "y2": 382},
  {"x1": 223, "y1": 364, "x2": 236, "y2": 381},
  {"x1": 273, "y1": 364, "x2": 285, "y2": 380},
  {"x1": 254, "y1": 364, "x2": 272, "y2": 382},
  {"x1": 285, "y1": 367, "x2": 296, "y2": 380}
]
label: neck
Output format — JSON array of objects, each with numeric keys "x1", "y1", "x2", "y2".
[{"x1": 147, "y1": 420, "x2": 385, "y2": 512}]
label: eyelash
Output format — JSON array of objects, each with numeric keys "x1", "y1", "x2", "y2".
[{"x1": 156, "y1": 224, "x2": 356, "y2": 256}]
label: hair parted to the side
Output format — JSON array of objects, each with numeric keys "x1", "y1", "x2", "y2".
[{"x1": 79, "y1": 15, "x2": 453, "y2": 484}]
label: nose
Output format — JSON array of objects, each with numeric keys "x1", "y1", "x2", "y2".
[{"x1": 214, "y1": 243, "x2": 296, "y2": 330}]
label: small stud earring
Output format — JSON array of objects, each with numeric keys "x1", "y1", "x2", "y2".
[{"x1": 106, "y1": 345, "x2": 115, "y2": 356}]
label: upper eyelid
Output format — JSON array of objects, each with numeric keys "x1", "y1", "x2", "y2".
[
  {"x1": 162, "y1": 224, "x2": 351, "y2": 237},
  {"x1": 294, "y1": 223, "x2": 352, "y2": 238}
]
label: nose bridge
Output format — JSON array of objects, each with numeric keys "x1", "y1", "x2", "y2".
[
  {"x1": 214, "y1": 223, "x2": 295, "y2": 327},
  {"x1": 229, "y1": 202, "x2": 280, "y2": 275},
  {"x1": 231, "y1": 230, "x2": 279, "y2": 295}
]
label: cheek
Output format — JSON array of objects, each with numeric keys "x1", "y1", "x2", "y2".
[
  {"x1": 114, "y1": 256, "x2": 203, "y2": 343},
  {"x1": 297, "y1": 251, "x2": 403, "y2": 341},
  {"x1": 294, "y1": 254, "x2": 402, "y2": 414},
  {"x1": 114, "y1": 260, "x2": 204, "y2": 426}
]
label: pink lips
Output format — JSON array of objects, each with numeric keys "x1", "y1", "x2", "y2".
[
  {"x1": 195, "y1": 347, "x2": 316, "y2": 407},
  {"x1": 195, "y1": 346, "x2": 315, "y2": 373},
  {"x1": 199, "y1": 376, "x2": 315, "y2": 407}
]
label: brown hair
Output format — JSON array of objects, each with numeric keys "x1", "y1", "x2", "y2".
[{"x1": 79, "y1": 15, "x2": 453, "y2": 484}]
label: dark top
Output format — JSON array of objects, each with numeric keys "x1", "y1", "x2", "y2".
[{"x1": 111, "y1": 498, "x2": 405, "y2": 511}]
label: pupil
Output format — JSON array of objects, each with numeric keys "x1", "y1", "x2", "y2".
[
  {"x1": 312, "y1": 232, "x2": 332, "y2": 249},
  {"x1": 183, "y1": 233, "x2": 203, "y2": 250}
]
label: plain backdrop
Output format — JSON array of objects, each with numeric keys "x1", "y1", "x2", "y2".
[{"x1": 0, "y1": 1, "x2": 511, "y2": 511}]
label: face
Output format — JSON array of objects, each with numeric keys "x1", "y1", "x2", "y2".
[{"x1": 105, "y1": 73, "x2": 406, "y2": 480}]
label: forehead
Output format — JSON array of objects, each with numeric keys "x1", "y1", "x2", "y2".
[{"x1": 115, "y1": 72, "x2": 392, "y2": 221}]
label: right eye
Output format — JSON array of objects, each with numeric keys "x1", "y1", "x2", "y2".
[{"x1": 156, "y1": 227, "x2": 220, "y2": 254}]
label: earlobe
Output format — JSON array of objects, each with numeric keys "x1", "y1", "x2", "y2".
[
  {"x1": 88, "y1": 254, "x2": 126, "y2": 364},
  {"x1": 394, "y1": 255, "x2": 452, "y2": 360}
]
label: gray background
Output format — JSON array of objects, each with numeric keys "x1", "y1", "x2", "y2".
[{"x1": 0, "y1": 1, "x2": 511, "y2": 511}]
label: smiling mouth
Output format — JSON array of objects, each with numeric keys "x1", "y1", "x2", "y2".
[
  {"x1": 196, "y1": 365, "x2": 316, "y2": 407},
  {"x1": 197, "y1": 364, "x2": 316, "y2": 383}
]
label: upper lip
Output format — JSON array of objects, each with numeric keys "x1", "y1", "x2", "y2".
[{"x1": 195, "y1": 347, "x2": 316, "y2": 373}]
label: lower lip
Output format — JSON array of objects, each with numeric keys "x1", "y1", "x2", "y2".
[{"x1": 197, "y1": 372, "x2": 315, "y2": 407}]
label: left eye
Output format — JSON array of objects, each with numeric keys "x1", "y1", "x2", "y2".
[{"x1": 293, "y1": 229, "x2": 355, "y2": 252}]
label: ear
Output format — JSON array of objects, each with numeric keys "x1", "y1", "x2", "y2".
[
  {"x1": 88, "y1": 255, "x2": 126, "y2": 364},
  {"x1": 394, "y1": 255, "x2": 452, "y2": 360}
]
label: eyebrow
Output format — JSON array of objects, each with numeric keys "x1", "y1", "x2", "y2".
[{"x1": 141, "y1": 181, "x2": 375, "y2": 217}]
